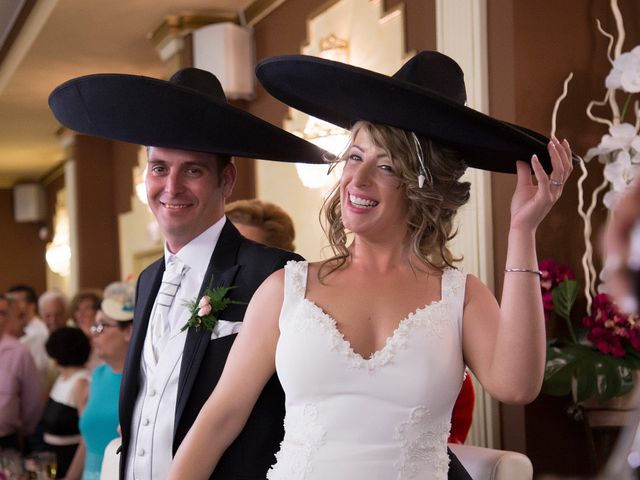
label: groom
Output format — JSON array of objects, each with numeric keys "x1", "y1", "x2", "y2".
[{"x1": 48, "y1": 68, "x2": 326, "y2": 479}]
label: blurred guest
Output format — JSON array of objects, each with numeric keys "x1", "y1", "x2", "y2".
[
  {"x1": 0, "y1": 294, "x2": 44, "y2": 452},
  {"x1": 69, "y1": 291, "x2": 101, "y2": 337},
  {"x1": 39, "y1": 290, "x2": 70, "y2": 332},
  {"x1": 7, "y1": 284, "x2": 49, "y2": 384},
  {"x1": 43, "y1": 327, "x2": 91, "y2": 478},
  {"x1": 65, "y1": 282, "x2": 133, "y2": 480},
  {"x1": 603, "y1": 179, "x2": 640, "y2": 312},
  {"x1": 69, "y1": 290, "x2": 102, "y2": 371},
  {"x1": 226, "y1": 198, "x2": 296, "y2": 251}
]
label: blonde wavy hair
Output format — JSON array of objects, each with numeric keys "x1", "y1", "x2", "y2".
[{"x1": 320, "y1": 121, "x2": 471, "y2": 279}]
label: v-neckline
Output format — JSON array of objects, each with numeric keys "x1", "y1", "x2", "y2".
[{"x1": 301, "y1": 268, "x2": 447, "y2": 363}]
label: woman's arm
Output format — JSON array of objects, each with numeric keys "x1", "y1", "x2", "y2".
[
  {"x1": 73, "y1": 377, "x2": 89, "y2": 416},
  {"x1": 168, "y1": 269, "x2": 285, "y2": 479},
  {"x1": 463, "y1": 137, "x2": 573, "y2": 404},
  {"x1": 63, "y1": 439, "x2": 85, "y2": 480}
]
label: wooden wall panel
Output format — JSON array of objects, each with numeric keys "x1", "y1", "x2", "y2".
[{"x1": 0, "y1": 188, "x2": 46, "y2": 294}]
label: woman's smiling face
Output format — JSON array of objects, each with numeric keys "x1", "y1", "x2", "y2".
[{"x1": 339, "y1": 127, "x2": 410, "y2": 239}]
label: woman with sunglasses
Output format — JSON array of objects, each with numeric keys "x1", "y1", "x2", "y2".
[{"x1": 64, "y1": 282, "x2": 133, "y2": 480}]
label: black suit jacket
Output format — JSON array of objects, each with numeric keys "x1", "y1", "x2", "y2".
[{"x1": 119, "y1": 221, "x2": 302, "y2": 479}]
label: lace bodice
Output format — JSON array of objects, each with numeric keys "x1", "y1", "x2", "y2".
[{"x1": 267, "y1": 261, "x2": 467, "y2": 480}]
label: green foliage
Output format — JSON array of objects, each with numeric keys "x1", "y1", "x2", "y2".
[
  {"x1": 552, "y1": 280, "x2": 579, "y2": 322},
  {"x1": 544, "y1": 342, "x2": 637, "y2": 402},
  {"x1": 543, "y1": 278, "x2": 639, "y2": 403}
]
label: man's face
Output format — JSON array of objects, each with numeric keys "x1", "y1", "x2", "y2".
[
  {"x1": 3, "y1": 298, "x2": 24, "y2": 338},
  {"x1": 10, "y1": 290, "x2": 29, "y2": 317},
  {"x1": 40, "y1": 299, "x2": 67, "y2": 332},
  {"x1": 146, "y1": 147, "x2": 236, "y2": 253}
]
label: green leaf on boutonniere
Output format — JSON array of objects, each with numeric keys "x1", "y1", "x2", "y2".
[{"x1": 180, "y1": 279, "x2": 246, "y2": 332}]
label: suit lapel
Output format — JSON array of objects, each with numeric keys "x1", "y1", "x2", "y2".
[{"x1": 174, "y1": 222, "x2": 243, "y2": 432}]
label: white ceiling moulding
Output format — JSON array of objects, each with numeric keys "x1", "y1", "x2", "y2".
[
  {"x1": 0, "y1": 0, "x2": 58, "y2": 95},
  {"x1": 0, "y1": 0, "x2": 27, "y2": 47}
]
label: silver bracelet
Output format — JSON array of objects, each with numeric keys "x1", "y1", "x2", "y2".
[{"x1": 504, "y1": 267, "x2": 543, "y2": 278}]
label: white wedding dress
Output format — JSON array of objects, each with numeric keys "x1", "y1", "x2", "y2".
[{"x1": 267, "y1": 261, "x2": 467, "y2": 480}]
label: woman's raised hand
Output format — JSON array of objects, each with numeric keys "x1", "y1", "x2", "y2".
[{"x1": 509, "y1": 137, "x2": 573, "y2": 232}]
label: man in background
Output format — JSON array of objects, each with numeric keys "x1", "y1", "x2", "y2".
[
  {"x1": 7, "y1": 284, "x2": 49, "y2": 386},
  {"x1": 0, "y1": 294, "x2": 44, "y2": 452},
  {"x1": 38, "y1": 290, "x2": 69, "y2": 332}
]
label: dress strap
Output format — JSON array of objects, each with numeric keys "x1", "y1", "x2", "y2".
[
  {"x1": 442, "y1": 268, "x2": 467, "y2": 331},
  {"x1": 280, "y1": 261, "x2": 309, "y2": 327}
]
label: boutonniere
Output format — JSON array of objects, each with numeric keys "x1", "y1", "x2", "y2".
[{"x1": 180, "y1": 278, "x2": 245, "y2": 332}]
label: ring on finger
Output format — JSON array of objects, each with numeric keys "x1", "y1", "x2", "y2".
[{"x1": 550, "y1": 178, "x2": 563, "y2": 186}]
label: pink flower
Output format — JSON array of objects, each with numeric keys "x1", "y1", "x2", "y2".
[
  {"x1": 198, "y1": 295, "x2": 211, "y2": 309},
  {"x1": 198, "y1": 303, "x2": 212, "y2": 317}
]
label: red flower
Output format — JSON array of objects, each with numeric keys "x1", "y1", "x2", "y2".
[
  {"x1": 539, "y1": 258, "x2": 576, "y2": 320},
  {"x1": 582, "y1": 293, "x2": 640, "y2": 357}
]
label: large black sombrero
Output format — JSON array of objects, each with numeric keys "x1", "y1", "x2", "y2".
[
  {"x1": 256, "y1": 51, "x2": 574, "y2": 173},
  {"x1": 49, "y1": 67, "x2": 326, "y2": 164}
]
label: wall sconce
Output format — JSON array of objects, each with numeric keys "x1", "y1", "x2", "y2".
[
  {"x1": 134, "y1": 165, "x2": 148, "y2": 205},
  {"x1": 45, "y1": 242, "x2": 71, "y2": 277},
  {"x1": 296, "y1": 34, "x2": 350, "y2": 189},
  {"x1": 45, "y1": 209, "x2": 70, "y2": 277}
]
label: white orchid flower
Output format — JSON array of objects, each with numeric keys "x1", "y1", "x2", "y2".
[
  {"x1": 605, "y1": 45, "x2": 640, "y2": 92},
  {"x1": 584, "y1": 123, "x2": 640, "y2": 163}
]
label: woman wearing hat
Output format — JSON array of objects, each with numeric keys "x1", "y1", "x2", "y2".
[
  {"x1": 175, "y1": 51, "x2": 573, "y2": 479},
  {"x1": 64, "y1": 282, "x2": 133, "y2": 480}
]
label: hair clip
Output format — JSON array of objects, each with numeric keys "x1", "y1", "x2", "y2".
[{"x1": 410, "y1": 132, "x2": 431, "y2": 188}]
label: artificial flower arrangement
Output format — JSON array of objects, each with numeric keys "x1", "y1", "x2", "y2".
[
  {"x1": 541, "y1": 258, "x2": 640, "y2": 402},
  {"x1": 541, "y1": 0, "x2": 640, "y2": 403},
  {"x1": 181, "y1": 280, "x2": 245, "y2": 332}
]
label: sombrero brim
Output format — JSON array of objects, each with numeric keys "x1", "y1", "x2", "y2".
[
  {"x1": 256, "y1": 55, "x2": 575, "y2": 173},
  {"x1": 49, "y1": 73, "x2": 327, "y2": 164}
]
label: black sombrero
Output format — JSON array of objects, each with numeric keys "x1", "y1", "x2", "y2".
[
  {"x1": 256, "y1": 51, "x2": 576, "y2": 173},
  {"x1": 48, "y1": 67, "x2": 326, "y2": 164}
]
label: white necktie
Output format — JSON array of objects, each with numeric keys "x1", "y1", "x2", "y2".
[{"x1": 151, "y1": 257, "x2": 187, "y2": 360}]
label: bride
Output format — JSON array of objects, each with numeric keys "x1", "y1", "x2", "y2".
[{"x1": 168, "y1": 51, "x2": 574, "y2": 479}]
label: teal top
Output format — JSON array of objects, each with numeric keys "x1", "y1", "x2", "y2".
[{"x1": 79, "y1": 363, "x2": 122, "y2": 480}]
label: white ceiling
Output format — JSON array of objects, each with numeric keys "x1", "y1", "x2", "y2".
[{"x1": 0, "y1": 0, "x2": 256, "y2": 187}]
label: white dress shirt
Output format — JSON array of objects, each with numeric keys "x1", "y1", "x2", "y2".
[
  {"x1": 126, "y1": 218, "x2": 225, "y2": 480},
  {"x1": 20, "y1": 316, "x2": 50, "y2": 388}
]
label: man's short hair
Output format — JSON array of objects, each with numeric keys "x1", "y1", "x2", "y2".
[{"x1": 8, "y1": 284, "x2": 37, "y2": 304}]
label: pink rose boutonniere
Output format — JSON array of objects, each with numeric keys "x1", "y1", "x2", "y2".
[{"x1": 181, "y1": 279, "x2": 246, "y2": 332}]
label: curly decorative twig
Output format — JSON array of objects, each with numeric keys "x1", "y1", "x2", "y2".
[
  {"x1": 596, "y1": 19, "x2": 616, "y2": 64},
  {"x1": 576, "y1": 160, "x2": 593, "y2": 310},
  {"x1": 586, "y1": 91, "x2": 614, "y2": 127},
  {"x1": 611, "y1": 0, "x2": 625, "y2": 59},
  {"x1": 551, "y1": 73, "x2": 573, "y2": 138}
]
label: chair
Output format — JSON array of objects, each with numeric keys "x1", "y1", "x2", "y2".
[
  {"x1": 449, "y1": 443, "x2": 534, "y2": 480},
  {"x1": 100, "y1": 437, "x2": 121, "y2": 480}
]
